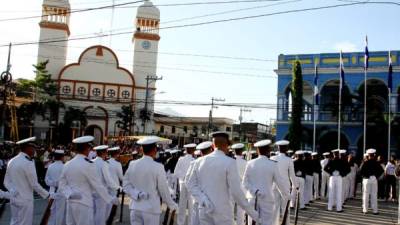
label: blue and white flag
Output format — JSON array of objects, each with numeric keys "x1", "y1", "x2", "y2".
[
  {"x1": 339, "y1": 51, "x2": 345, "y2": 91},
  {"x1": 314, "y1": 65, "x2": 319, "y2": 105},
  {"x1": 388, "y1": 51, "x2": 393, "y2": 93},
  {"x1": 365, "y1": 36, "x2": 369, "y2": 69}
]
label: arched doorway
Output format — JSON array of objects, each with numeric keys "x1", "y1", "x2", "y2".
[
  {"x1": 319, "y1": 80, "x2": 352, "y2": 121},
  {"x1": 85, "y1": 125, "x2": 103, "y2": 145},
  {"x1": 318, "y1": 130, "x2": 349, "y2": 153},
  {"x1": 283, "y1": 81, "x2": 314, "y2": 121}
]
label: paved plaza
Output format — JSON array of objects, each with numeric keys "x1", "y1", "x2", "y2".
[{"x1": 0, "y1": 195, "x2": 399, "y2": 225}]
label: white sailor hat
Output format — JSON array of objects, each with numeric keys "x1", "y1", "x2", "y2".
[
  {"x1": 231, "y1": 143, "x2": 245, "y2": 149},
  {"x1": 53, "y1": 149, "x2": 65, "y2": 155},
  {"x1": 170, "y1": 149, "x2": 180, "y2": 154},
  {"x1": 250, "y1": 150, "x2": 257, "y2": 154},
  {"x1": 254, "y1": 139, "x2": 271, "y2": 148},
  {"x1": 93, "y1": 145, "x2": 109, "y2": 151},
  {"x1": 323, "y1": 152, "x2": 330, "y2": 156},
  {"x1": 295, "y1": 150, "x2": 304, "y2": 155},
  {"x1": 72, "y1": 136, "x2": 94, "y2": 144},
  {"x1": 275, "y1": 140, "x2": 290, "y2": 146},
  {"x1": 137, "y1": 136, "x2": 160, "y2": 145},
  {"x1": 210, "y1": 131, "x2": 230, "y2": 139},
  {"x1": 196, "y1": 141, "x2": 213, "y2": 150},
  {"x1": 132, "y1": 150, "x2": 138, "y2": 155},
  {"x1": 366, "y1": 148, "x2": 376, "y2": 154},
  {"x1": 184, "y1": 143, "x2": 197, "y2": 148},
  {"x1": 331, "y1": 149, "x2": 340, "y2": 153},
  {"x1": 287, "y1": 150, "x2": 294, "y2": 154},
  {"x1": 311, "y1": 152, "x2": 318, "y2": 156},
  {"x1": 339, "y1": 149, "x2": 347, "y2": 154},
  {"x1": 194, "y1": 150, "x2": 201, "y2": 155},
  {"x1": 16, "y1": 137, "x2": 36, "y2": 145},
  {"x1": 108, "y1": 146, "x2": 120, "y2": 151}
]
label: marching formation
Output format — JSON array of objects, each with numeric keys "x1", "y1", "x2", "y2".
[{"x1": 0, "y1": 132, "x2": 397, "y2": 225}]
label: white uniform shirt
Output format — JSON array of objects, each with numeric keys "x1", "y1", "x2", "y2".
[
  {"x1": 108, "y1": 157, "x2": 124, "y2": 186},
  {"x1": 92, "y1": 157, "x2": 119, "y2": 193},
  {"x1": 45, "y1": 160, "x2": 64, "y2": 193},
  {"x1": 243, "y1": 155, "x2": 290, "y2": 202},
  {"x1": 58, "y1": 154, "x2": 113, "y2": 208},
  {"x1": 123, "y1": 155, "x2": 177, "y2": 214},
  {"x1": 174, "y1": 154, "x2": 195, "y2": 183},
  {"x1": 4, "y1": 152, "x2": 49, "y2": 201},
  {"x1": 235, "y1": 155, "x2": 247, "y2": 180},
  {"x1": 271, "y1": 153, "x2": 297, "y2": 189},
  {"x1": 321, "y1": 158, "x2": 329, "y2": 175},
  {"x1": 186, "y1": 149, "x2": 253, "y2": 221}
]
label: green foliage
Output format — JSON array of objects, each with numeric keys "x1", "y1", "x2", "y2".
[
  {"x1": 63, "y1": 107, "x2": 87, "y2": 128},
  {"x1": 288, "y1": 60, "x2": 303, "y2": 150},
  {"x1": 116, "y1": 105, "x2": 135, "y2": 135},
  {"x1": 33, "y1": 60, "x2": 57, "y2": 99}
]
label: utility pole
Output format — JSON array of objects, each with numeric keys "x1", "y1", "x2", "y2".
[
  {"x1": 0, "y1": 43, "x2": 12, "y2": 144},
  {"x1": 143, "y1": 75, "x2": 162, "y2": 134},
  {"x1": 239, "y1": 108, "x2": 251, "y2": 142},
  {"x1": 207, "y1": 97, "x2": 225, "y2": 137}
]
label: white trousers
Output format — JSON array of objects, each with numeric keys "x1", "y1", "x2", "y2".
[
  {"x1": 66, "y1": 202, "x2": 94, "y2": 225},
  {"x1": 291, "y1": 177, "x2": 305, "y2": 209},
  {"x1": 328, "y1": 176, "x2": 342, "y2": 211},
  {"x1": 247, "y1": 200, "x2": 274, "y2": 225},
  {"x1": 130, "y1": 210, "x2": 160, "y2": 225},
  {"x1": 304, "y1": 175, "x2": 313, "y2": 204},
  {"x1": 342, "y1": 175, "x2": 350, "y2": 203},
  {"x1": 191, "y1": 202, "x2": 200, "y2": 225},
  {"x1": 321, "y1": 172, "x2": 330, "y2": 199},
  {"x1": 177, "y1": 184, "x2": 193, "y2": 225},
  {"x1": 48, "y1": 197, "x2": 67, "y2": 225},
  {"x1": 272, "y1": 188, "x2": 290, "y2": 225},
  {"x1": 235, "y1": 203, "x2": 245, "y2": 225},
  {"x1": 10, "y1": 200, "x2": 33, "y2": 225},
  {"x1": 349, "y1": 173, "x2": 356, "y2": 198},
  {"x1": 313, "y1": 173, "x2": 320, "y2": 200},
  {"x1": 362, "y1": 177, "x2": 378, "y2": 213},
  {"x1": 94, "y1": 196, "x2": 111, "y2": 225},
  {"x1": 199, "y1": 208, "x2": 233, "y2": 225}
]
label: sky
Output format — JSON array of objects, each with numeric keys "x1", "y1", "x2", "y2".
[{"x1": 0, "y1": 0, "x2": 399, "y2": 125}]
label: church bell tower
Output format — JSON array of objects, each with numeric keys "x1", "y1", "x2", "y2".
[{"x1": 37, "y1": 0, "x2": 70, "y2": 80}]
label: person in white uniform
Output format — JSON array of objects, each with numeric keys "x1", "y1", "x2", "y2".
[
  {"x1": 4, "y1": 137, "x2": 56, "y2": 225},
  {"x1": 339, "y1": 150, "x2": 350, "y2": 204},
  {"x1": 320, "y1": 152, "x2": 331, "y2": 199},
  {"x1": 186, "y1": 131, "x2": 260, "y2": 225},
  {"x1": 107, "y1": 146, "x2": 124, "y2": 197},
  {"x1": 45, "y1": 149, "x2": 67, "y2": 225},
  {"x1": 92, "y1": 145, "x2": 120, "y2": 225},
  {"x1": 185, "y1": 141, "x2": 214, "y2": 225},
  {"x1": 271, "y1": 140, "x2": 296, "y2": 225},
  {"x1": 311, "y1": 152, "x2": 321, "y2": 201},
  {"x1": 123, "y1": 136, "x2": 178, "y2": 225},
  {"x1": 303, "y1": 151, "x2": 314, "y2": 205},
  {"x1": 175, "y1": 143, "x2": 196, "y2": 225},
  {"x1": 359, "y1": 149, "x2": 384, "y2": 215},
  {"x1": 231, "y1": 143, "x2": 247, "y2": 225},
  {"x1": 291, "y1": 151, "x2": 306, "y2": 210},
  {"x1": 58, "y1": 136, "x2": 119, "y2": 225},
  {"x1": 243, "y1": 139, "x2": 290, "y2": 225}
]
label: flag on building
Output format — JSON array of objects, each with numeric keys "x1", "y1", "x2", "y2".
[
  {"x1": 365, "y1": 36, "x2": 369, "y2": 69},
  {"x1": 388, "y1": 51, "x2": 393, "y2": 93},
  {"x1": 314, "y1": 65, "x2": 319, "y2": 105},
  {"x1": 339, "y1": 51, "x2": 345, "y2": 92}
]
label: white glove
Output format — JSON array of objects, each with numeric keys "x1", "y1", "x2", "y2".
[
  {"x1": 49, "y1": 193, "x2": 62, "y2": 200},
  {"x1": 200, "y1": 197, "x2": 214, "y2": 213},
  {"x1": 170, "y1": 202, "x2": 179, "y2": 211},
  {"x1": 111, "y1": 197, "x2": 119, "y2": 205},
  {"x1": 10, "y1": 190, "x2": 18, "y2": 198},
  {"x1": 69, "y1": 192, "x2": 82, "y2": 200},
  {"x1": 138, "y1": 191, "x2": 149, "y2": 200},
  {"x1": 0, "y1": 191, "x2": 11, "y2": 200},
  {"x1": 247, "y1": 209, "x2": 261, "y2": 224}
]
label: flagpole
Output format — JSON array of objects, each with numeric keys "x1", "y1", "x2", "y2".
[
  {"x1": 313, "y1": 65, "x2": 317, "y2": 153},
  {"x1": 338, "y1": 78, "x2": 342, "y2": 150},
  {"x1": 388, "y1": 90, "x2": 391, "y2": 161},
  {"x1": 363, "y1": 67, "x2": 367, "y2": 154}
]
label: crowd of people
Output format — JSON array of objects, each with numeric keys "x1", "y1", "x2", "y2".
[{"x1": 0, "y1": 133, "x2": 400, "y2": 225}]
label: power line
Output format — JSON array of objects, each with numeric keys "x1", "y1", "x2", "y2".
[{"x1": 0, "y1": 1, "x2": 392, "y2": 48}]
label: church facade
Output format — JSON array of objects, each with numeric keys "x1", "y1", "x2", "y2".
[{"x1": 37, "y1": 0, "x2": 160, "y2": 144}]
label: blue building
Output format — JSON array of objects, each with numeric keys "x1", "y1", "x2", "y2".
[{"x1": 275, "y1": 51, "x2": 400, "y2": 157}]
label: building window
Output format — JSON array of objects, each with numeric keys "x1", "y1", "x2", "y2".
[
  {"x1": 62, "y1": 85, "x2": 71, "y2": 94},
  {"x1": 183, "y1": 126, "x2": 188, "y2": 133},
  {"x1": 172, "y1": 126, "x2": 176, "y2": 134},
  {"x1": 77, "y1": 87, "x2": 86, "y2": 96},
  {"x1": 107, "y1": 89, "x2": 116, "y2": 98},
  {"x1": 226, "y1": 127, "x2": 231, "y2": 132},
  {"x1": 92, "y1": 88, "x2": 101, "y2": 96},
  {"x1": 160, "y1": 125, "x2": 164, "y2": 133},
  {"x1": 121, "y1": 90, "x2": 130, "y2": 99}
]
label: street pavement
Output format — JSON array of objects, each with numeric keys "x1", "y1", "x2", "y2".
[{"x1": 0, "y1": 196, "x2": 398, "y2": 225}]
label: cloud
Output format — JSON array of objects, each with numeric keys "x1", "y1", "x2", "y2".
[{"x1": 333, "y1": 41, "x2": 358, "y2": 52}]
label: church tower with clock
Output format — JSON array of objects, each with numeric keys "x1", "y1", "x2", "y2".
[{"x1": 133, "y1": 0, "x2": 160, "y2": 134}]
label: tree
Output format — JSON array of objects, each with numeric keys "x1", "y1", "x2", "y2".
[
  {"x1": 288, "y1": 60, "x2": 303, "y2": 150},
  {"x1": 58, "y1": 107, "x2": 87, "y2": 144},
  {"x1": 116, "y1": 105, "x2": 135, "y2": 136}
]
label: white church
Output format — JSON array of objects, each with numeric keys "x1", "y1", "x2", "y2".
[{"x1": 37, "y1": 0, "x2": 161, "y2": 144}]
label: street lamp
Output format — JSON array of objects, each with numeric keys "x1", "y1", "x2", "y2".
[{"x1": 49, "y1": 120, "x2": 56, "y2": 145}]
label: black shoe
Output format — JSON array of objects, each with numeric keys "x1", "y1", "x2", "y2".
[
  {"x1": 337, "y1": 210, "x2": 343, "y2": 213},
  {"x1": 373, "y1": 212, "x2": 379, "y2": 215},
  {"x1": 290, "y1": 207, "x2": 294, "y2": 209},
  {"x1": 363, "y1": 211, "x2": 367, "y2": 215}
]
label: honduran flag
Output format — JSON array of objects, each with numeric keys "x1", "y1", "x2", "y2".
[
  {"x1": 314, "y1": 65, "x2": 319, "y2": 105},
  {"x1": 388, "y1": 51, "x2": 393, "y2": 93},
  {"x1": 365, "y1": 36, "x2": 369, "y2": 69},
  {"x1": 339, "y1": 51, "x2": 345, "y2": 91}
]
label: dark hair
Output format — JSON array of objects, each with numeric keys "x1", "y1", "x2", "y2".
[
  {"x1": 75, "y1": 143, "x2": 90, "y2": 153},
  {"x1": 53, "y1": 153, "x2": 64, "y2": 161},
  {"x1": 142, "y1": 143, "x2": 156, "y2": 154}
]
